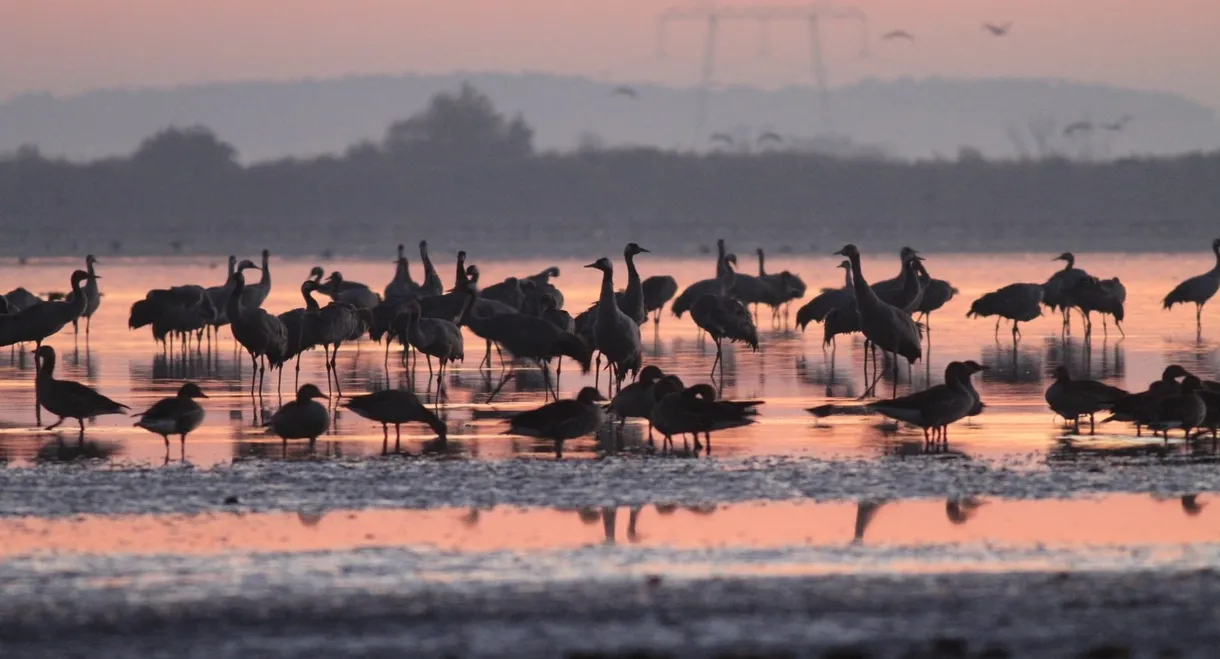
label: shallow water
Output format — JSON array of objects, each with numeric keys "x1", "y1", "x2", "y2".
[{"x1": 0, "y1": 251, "x2": 1216, "y2": 467}]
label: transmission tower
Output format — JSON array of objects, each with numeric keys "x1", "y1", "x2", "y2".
[{"x1": 657, "y1": 2, "x2": 869, "y2": 144}]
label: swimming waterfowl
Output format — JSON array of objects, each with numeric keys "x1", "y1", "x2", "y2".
[
  {"x1": 133, "y1": 382, "x2": 207, "y2": 459},
  {"x1": 345, "y1": 388, "x2": 447, "y2": 453},
  {"x1": 1044, "y1": 365, "x2": 1128, "y2": 433},
  {"x1": 34, "y1": 345, "x2": 128, "y2": 434},
  {"x1": 267, "y1": 384, "x2": 330, "y2": 446},
  {"x1": 506, "y1": 386, "x2": 606, "y2": 458}
]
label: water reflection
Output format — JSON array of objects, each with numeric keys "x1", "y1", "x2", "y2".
[{"x1": 8, "y1": 496, "x2": 1215, "y2": 559}]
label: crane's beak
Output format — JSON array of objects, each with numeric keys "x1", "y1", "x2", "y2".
[
  {"x1": 92, "y1": 274, "x2": 103, "y2": 279},
  {"x1": 638, "y1": 247, "x2": 651, "y2": 253},
  {"x1": 912, "y1": 255, "x2": 926, "y2": 262},
  {"x1": 583, "y1": 262, "x2": 599, "y2": 269},
  {"x1": 833, "y1": 249, "x2": 846, "y2": 256}
]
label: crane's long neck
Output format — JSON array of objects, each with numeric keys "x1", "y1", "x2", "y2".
[
  {"x1": 455, "y1": 254, "x2": 466, "y2": 288},
  {"x1": 227, "y1": 281, "x2": 245, "y2": 319},
  {"x1": 843, "y1": 266, "x2": 854, "y2": 291},
  {"x1": 718, "y1": 264, "x2": 736, "y2": 297},
  {"x1": 716, "y1": 242, "x2": 726, "y2": 278},
  {"x1": 598, "y1": 268, "x2": 616, "y2": 309},
  {"x1": 757, "y1": 250, "x2": 766, "y2": 276},
  {"x1": 259, "y1": 254, "x2": 271, "y2": 288},
  {"x1": 36, "y1": 352, "x2": 55, "y2": 379},
  {"x1": 302, "y1": 287, "x2": 319, "y2": 313},
  {"x1": 1212, "y1": 244, "x2": 1220, "y2": 273},
  {"x1": 625, "y1": 252, "x2": 641, "y2": 294},
  {"x1": 1062, "y1": 255, "x2": 1075, "y2": 271},
  {"x1": 67, "y1": 277, "x2": 88, "y2": 316},
  {"x1": 847, "y1": 254, "x2": 878, "y2": 308},
  {"x1": 421, "y1": 247, "x2": 440, "y2": 287}
]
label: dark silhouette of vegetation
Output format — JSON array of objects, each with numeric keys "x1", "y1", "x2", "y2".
[{"x1": 1, "y1": 83, "x2": 1218, "y2": 257}]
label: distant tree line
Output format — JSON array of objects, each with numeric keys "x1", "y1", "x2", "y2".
[{"x1": 1, "y1": 82, "x2": 1218, "y2": 257}]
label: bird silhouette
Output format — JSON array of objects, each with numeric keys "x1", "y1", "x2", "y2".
[
  {"x1": 882, "y1": 30, "x2": 914, "y2": 41},
  {"x1": 983, "y1": 22, "x2": 1012, "y2": 36}
]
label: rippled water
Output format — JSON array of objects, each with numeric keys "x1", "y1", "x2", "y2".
[{"x1": 1, "y1": 251, "x2": 1218, "y2": 467}]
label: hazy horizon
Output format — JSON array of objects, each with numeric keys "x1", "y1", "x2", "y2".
[{"x1": 3, "y1": 0, "x2": 1219, "y2": 111}]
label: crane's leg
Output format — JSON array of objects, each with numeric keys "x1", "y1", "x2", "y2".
[
  {"x1": 249, "y1": 353, "x2": 258, "y2": 397},
  {"x1": 1198, "y1": 304, "x2": 1204, "y2": 337},
  {"x1": 891, "y1": 353, "x2": 898, "y2": 399},
  {"x1": 426, "y1": 355, "x2": 435, "y2": 391},
  {"x1": 1012, "y1": 320, "x2": 1020, "y2": 344},
  {"x1": 555, "y1": 358, "x2": 563, "y2": 397},
  {"x1": 1103, "y1": 315, "x2": 1108, "y2": 339},
  {"x1": 322, "y1": 345, "x2": 332, "y2": 396},
  {"x1": 594, "y1": 353, "x2": 602, "y2": 389},
  {"x1": 994, "y1": 318, "x2": 1000, "y2": 340},
  {"x1": 332, "y1": 343, "x2": 343, "y2": 397},
  {"x1": 395, "y1": 423, "x2": 403, "y2": 454},
  {"x1": 294, "y1": 355, "x2": 302, "y2": 389},
  {"x1": 1117, "y1": 320, "x2": 1125, "y2": 339}
]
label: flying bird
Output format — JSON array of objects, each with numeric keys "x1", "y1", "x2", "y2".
[
  {"x1": 1102, "y1": 115, "x2": 1133, "y2": 131},
  {"x1": 882, "y1": 30, "x2": 914, "y2": 41},
  {"x1": 1063, "y1": 121, "x2": 1094, "y2": 136},
  {"x1": 611, "y1": 86, "x2": 638, "y2": 99},
  {"x1": 983, "y1": 22, "x2": 1012, "y2": 36},
  {"x1": 756, "y1": 131, "x2": 784, "y2": 144}
]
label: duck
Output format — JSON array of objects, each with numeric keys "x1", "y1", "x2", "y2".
[
  {"x1": 34, "y1": 345, "x2": 128, "y2": 433},
  {"x1": 345, "y1": 389, "x2": 447, "y2": 454},
  {"x1": 133, "y1": 383, "x2": 208, "y2": 459},
  {"x1": 266, "y1": 384, "x2": 330, "y2": 446},
  {"x1": 1044, "y1": 366, "x2": 1128, "y2": 433},
  {"x1": 505, "y1": 386, "x2": 606, "y2": 459}
]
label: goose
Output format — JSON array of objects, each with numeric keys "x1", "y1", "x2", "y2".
[
  {"x1": 1044, "y1": 365, "x2": 1128, "y2": 433},
  {"x1": 809, "y1": 361, "x2": 984, "y2": 444},
  {"x1": 266, "y1": 384, "x2": 330, "y2": 446},
  {"x1": 0, "y1": 270, "x2": 91, "y2": 349},
  {"x1": 607, "y1": 364, "x2": 665, "y2": 440},
  {"x1": 835, "y1": 244, "x2": 922, "y2": 397},
  {"x1": 34, "y1": 345, "x2": 128, "y2": 433},
  {"x1": 345, "y1": 389, "x2": 447, "y2": 453},
  {"x1": 967, "y1": 283, "x2": 1044, "y2": 340},
  {"x1": 1163, "y1": 238, "x2": 1220, "y2": 335},
  {"x1": 1101, "y1": 365, "x2": 1190, "y2": 436},
  {"x1": 1147, "y1": 376, "x2": 1207, "y2": 441},
  {"x1": 650, "y1": 381, "x2": 762, "y2": 454},
  {"x1": 133, "y1": 382, "x2": 207, "y2": 459},
  {"x1": 505, "y1": 386, "x2": 606, "y2": 458}
]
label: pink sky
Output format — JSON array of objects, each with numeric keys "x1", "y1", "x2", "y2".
[{"x1": 2, "y1": 0, "x2": 1218, "y2": 108}]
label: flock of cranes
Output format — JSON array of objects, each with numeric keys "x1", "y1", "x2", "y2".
[{"x1": 5, "y1": 236, "x2": 1220, "y2": 460}]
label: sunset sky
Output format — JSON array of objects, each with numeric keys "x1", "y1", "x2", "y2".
[{"x1": 2, "y1": 0, "x2": 1218, "y2": 109}]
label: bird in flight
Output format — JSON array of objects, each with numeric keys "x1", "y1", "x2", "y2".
[
  {"x1": 757, "y1": 131, "x2": 784, "y2": 145},
  {"x1": 983, "y1": 22, "x2": 1012, "y2": 36},
  {"x1": 1063, "y1": 121, "x2": 1094, "y2": 136},
  {"x1": 1101, "y1": 115, "x2": 1133, "y2": 131},
  {"x1": 611, "y1": 85, "x2": 638, "y2": 99},
  {"x1": 882, "y1": 30, "x2": 915, "y2": 41}
]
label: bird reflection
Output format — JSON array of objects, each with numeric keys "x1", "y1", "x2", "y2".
[
  {"x1": 980, "y1": 341, "x2": 1043, "y2": 385},
  {"x1": 35, "y1": 435, "x2": 119, "y2": 463},
  {"x1": 1182, "y1": 494, "x2": 1206, "y2": 516},
  {"x1": 1044, "y1": 337, "x2": 1124, "y2": 382},
  {"x1": 851, "y1": 500, "x2": 886, "y2": 545},
  {"x1": 945, "y1": 497, "x2": 986, "y2": 524},
  {"x1": 600, "y1": 506, "x2": 644, "y2": 544}
]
